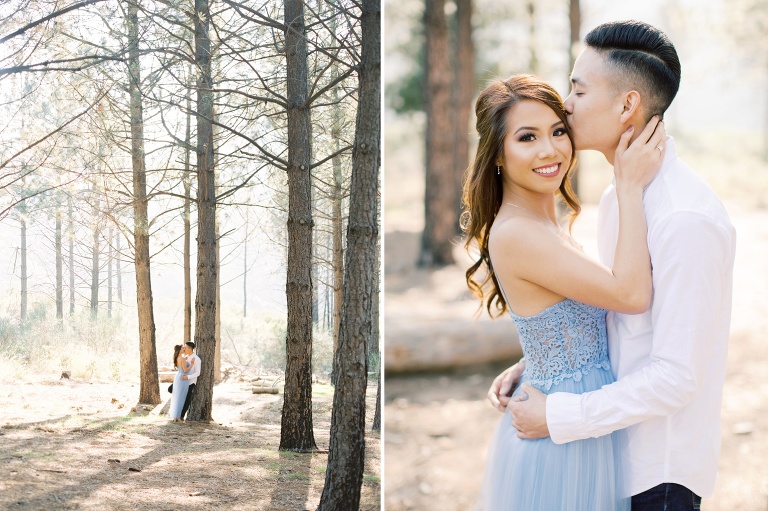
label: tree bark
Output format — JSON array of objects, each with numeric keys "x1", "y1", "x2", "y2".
[
  {"x1": 128, "y1": 0, "x2": 160, "y2": 405},
  {"x1": 90, "y1": 203, "x2": 99, "y2": 318},
  {"x1": 527, "y1": 1, "x2": 538, "y2": 73},
  {"x1": 312, "y1": 228, "x2": 319, "y2": 326},
  {"x1": 68, "y1": 195, "x2": 75, "y2": 316},
  {"x1": 215, "y1": 218, "x2": 222, "y2": 384},
  {"x1": 20, "y1": 206, "x2": 27, "y2": 323},
  {"x1": 453, "y1": 0, "x2": 474, "y2": 235},
  {"x1": 116, "y1": 229, "x2": 122, "y2": 304},
  {"x1": 188, "y1": 0, "x2": 216, "y2": 421},
  {"x1": 56, "y1": 206, "x2": 63, "y2": 320},
  {"x1": 568, "y1": 0, "x2": 581, "y2": 195},
  {"x1": 243, "y1": 215, "x2": 247, "y2": 318},
  {"x1": 370, "y1": 242, "x2": 380, "y2": 357},
  {"x1": 331, "y1": 60, "x2": 344, "y2": 386},
  {"x1": 317, "y1": 0, "x2": 380, "y2": 507},
  {"x1": 280, "y1": 0, "x2": 317, "y2": 452},
  {"x1": 420, "y1": 0, "x2": 456, "y2": 267},
  {"x1": 183, "y1": 90, "x2": 192, "y2": 343},
  {"x1": 108, "y1": 226, "x2": 113, "y2": 318},
  {"x1": 370, "y1": 183, "x2": 381, "y2": 360}
]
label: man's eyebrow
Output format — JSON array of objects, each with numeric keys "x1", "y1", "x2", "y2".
[
  {"x1": 513, "y1": 121, "x2": 565, "y2": 135},
  {"x1": 570, "y1": 76, "x2": 585, "y2": 86}
]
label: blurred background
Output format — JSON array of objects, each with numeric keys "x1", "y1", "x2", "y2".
[{"x1": 383, "y1": 0, "x2": 768, "y2": 509}]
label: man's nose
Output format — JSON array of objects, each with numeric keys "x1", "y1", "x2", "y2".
[{"x1": 563, "y1": 93, "x2": 574, "y2": 114}]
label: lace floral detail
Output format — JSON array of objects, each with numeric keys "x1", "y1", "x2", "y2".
[{"x1": 511, "y1": 299, "x2": 612, "y2": 391}]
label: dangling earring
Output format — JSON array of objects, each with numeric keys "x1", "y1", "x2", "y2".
[{"x1": 497, "y1": 165, "x2": 501, "y2": 176}]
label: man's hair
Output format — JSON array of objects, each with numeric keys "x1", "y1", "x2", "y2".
[
  {"x1": 585, "y1": 20, "x2": 681, "y2": 119},
  {"x1": 185, "y1": 341, "x2": 196, "y2": 350}
]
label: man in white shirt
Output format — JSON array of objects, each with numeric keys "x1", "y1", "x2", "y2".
[
  {"x1": 180, "y1": 341, "x2": 201, "y2": 421},
  {"x1": 487, "y1": 21, "x2": 736, "y2": 510}
]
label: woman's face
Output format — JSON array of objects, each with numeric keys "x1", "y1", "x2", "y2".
[{"x1": 498, "y1": 99, "x2": 572, "y2": 195}]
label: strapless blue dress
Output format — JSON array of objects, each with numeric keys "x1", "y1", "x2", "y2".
[
  {"x1": 168, "y1": 362, "x2": 191, "y2": 420},
  {"x1": 476, "y1": 298, "x2": 629, "y2": 510}
]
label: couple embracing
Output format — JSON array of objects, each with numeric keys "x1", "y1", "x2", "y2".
[
  {"x1": 463, "y1": 21, "x2": 735, "y2": 510},
  {"x1": 169, "y1": 341, "x2": 201, "y2": 423}
]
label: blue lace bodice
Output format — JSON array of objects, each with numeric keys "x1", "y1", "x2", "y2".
[{"x1": 511, "y1": 298, "x2": 611, "y2": 391}]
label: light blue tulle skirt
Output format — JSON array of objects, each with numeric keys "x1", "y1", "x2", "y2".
[
  {"x1": 168, "y1": 369, "x2": 190, "y2": 419},
  {"x1": 476, "y1": 366, "x2": 630, "y2": 511}
]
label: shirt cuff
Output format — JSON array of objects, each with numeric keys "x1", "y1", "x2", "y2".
[{"x1": 546, "y1": 392, "x2": 588, "y2": 444}]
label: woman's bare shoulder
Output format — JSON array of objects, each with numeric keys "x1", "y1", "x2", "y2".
[{"x1": 489, "y1": 215, "x2": 551, "y2": 254}]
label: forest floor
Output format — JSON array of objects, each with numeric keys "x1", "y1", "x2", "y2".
[
  {"x1": 384, "y1": 203, "x2": 768, "y2": 511},
  {"x1": 0, "y1": 376, "x2": 380, "y2": 510}
]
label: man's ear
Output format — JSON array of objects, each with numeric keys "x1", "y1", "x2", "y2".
[{"x1": 619, "y1": 90, "x2": 642, "y2": 124}]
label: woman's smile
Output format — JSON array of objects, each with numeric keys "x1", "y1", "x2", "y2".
[{"x1": 532, "y1": 163, "x2": 561, "y2": 176}]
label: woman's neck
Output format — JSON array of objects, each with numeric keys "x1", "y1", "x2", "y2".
[{"x1": 501, "y1": 189, "x2": 557, "y2": 222}]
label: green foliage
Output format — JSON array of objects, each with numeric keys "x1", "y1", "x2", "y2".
[
  {"x1": 385, "y1": 10, "x2": 425, "y2": 114},
  {"x1": 368, "y1": 350, "x2": 380, "y2": 380},
  {"x1": 387, "y1": 60, "x2": 425, "y2": 114},
  {"x1": 26, "y1": 302, "x2": 47, "y2": 323},
  {"x1": 110, "y1": 360, "x2": 123, "y2": 382}
]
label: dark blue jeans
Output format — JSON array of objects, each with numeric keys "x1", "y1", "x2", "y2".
[{"x1": 632, "y1": 483, "x2": 702, "y2": 511}]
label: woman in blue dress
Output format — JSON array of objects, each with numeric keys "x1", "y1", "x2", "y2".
[
  {"x1": 461, "y1": 75, "x2": 665, "y2": 510},
  {"x1": 168, "y1": 344, "x2": 192, "y2": 422}
]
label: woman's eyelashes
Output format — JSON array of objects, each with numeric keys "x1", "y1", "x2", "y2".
[
  {"x1": 517, "y1": 132, "x2": 536, "y2": 142},
  {"x1": 516, "y1": 128, "x2": 567, "y2": 142}
]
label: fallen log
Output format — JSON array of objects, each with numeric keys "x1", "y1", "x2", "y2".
[{"x1": 251, "y1": 387, "x2": 279, "y2": 395}]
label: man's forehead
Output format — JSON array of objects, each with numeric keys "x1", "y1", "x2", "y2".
[{"x1": 571, "y1": 47, "x2": 608, "y2": 85}]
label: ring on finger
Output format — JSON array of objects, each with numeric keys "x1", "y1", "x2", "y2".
[{"x1": 655, "y1": 145, "x2": 664, "y2": 152}]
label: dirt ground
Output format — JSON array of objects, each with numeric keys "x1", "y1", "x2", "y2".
[
  {"x1": 0, "y1": 377, "x2": 380, "y2": 510},
  {"x1": 384, "y1": 203, "x2": 768, "y2": 511}
]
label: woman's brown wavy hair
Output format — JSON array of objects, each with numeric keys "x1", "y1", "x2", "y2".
[
  {"x1": 460, "y1": 75, "x2": 581, "y2": 318},
  {"x1": 173, "y1": 344, "x2": 183, "y2": 369}
]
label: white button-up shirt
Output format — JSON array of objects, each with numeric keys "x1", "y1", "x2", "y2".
[
  {"x1": 546, "y1": 137, "x2": 736, "y2": 498},
  {"x1": 186, "y1": 353, "x2": 201, "y2": 385}
]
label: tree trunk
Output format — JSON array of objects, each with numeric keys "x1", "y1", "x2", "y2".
[
  {"x1": 20, "y1": 209, "x2": 27, "y2": 323},
  {"x1": 527, "y1": 1, "x2": 538, "y2": 73},
  {"x1": 90, "y1": 202, "x2": 99, "y2": 318},
  {"x1": 116, "y1": 229, "x2": 122, "y2": 304},
  {"x1": 317, "y1": 0, "x2": 380, "y2": 507},
  {"x1": 312, "y1": 247, "x2": 319, "y2": 325},
  {"x1": 69, "y1": 195, "x2": 75, "y2": 316},
  {"x1": 188, "y1": 0, "x2": 216, "y2": 421},
  {"x1": 243, "y1": 224, "x2": 247, "y2": 318},
  {"x1": 453, "y1": 0, "x2": 474, "y2": 235},
  {"x1": 331, "y1": 66, "x2": 344, "y2": 386},
  {"x1": 243, "y1": 217, "x2": 247, "y2": 318},
  {"x1": 568, "y1": 0, "x2": 581, "y2": 195},
  {"x1": 184, "y1": 90, "x2": 192, "y2": 343},
  {"x1": 280, "y1": 0, "x2": 317, "y2": 452},
  {"x1": 128, "y1": 0, "x2": 160, "y2": 405},
  {"x1": 108, "y1": 226, "x2": 113, "y2": 318},
  {"x1": 213, "y1": 83, "x2": 222, "y2": 386},
  {"x1": 215, "y1": 218, "x2": 222, "y2": 384},
  {"x1": 420, "y1": 0, "x2": 455, "y2": 267},
  {"x1": 370, "y1": 243, "x2": 380, "y2": 358},
  {"x1": 56, "y1": 206, "x2": 63, "y2": 320}
]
